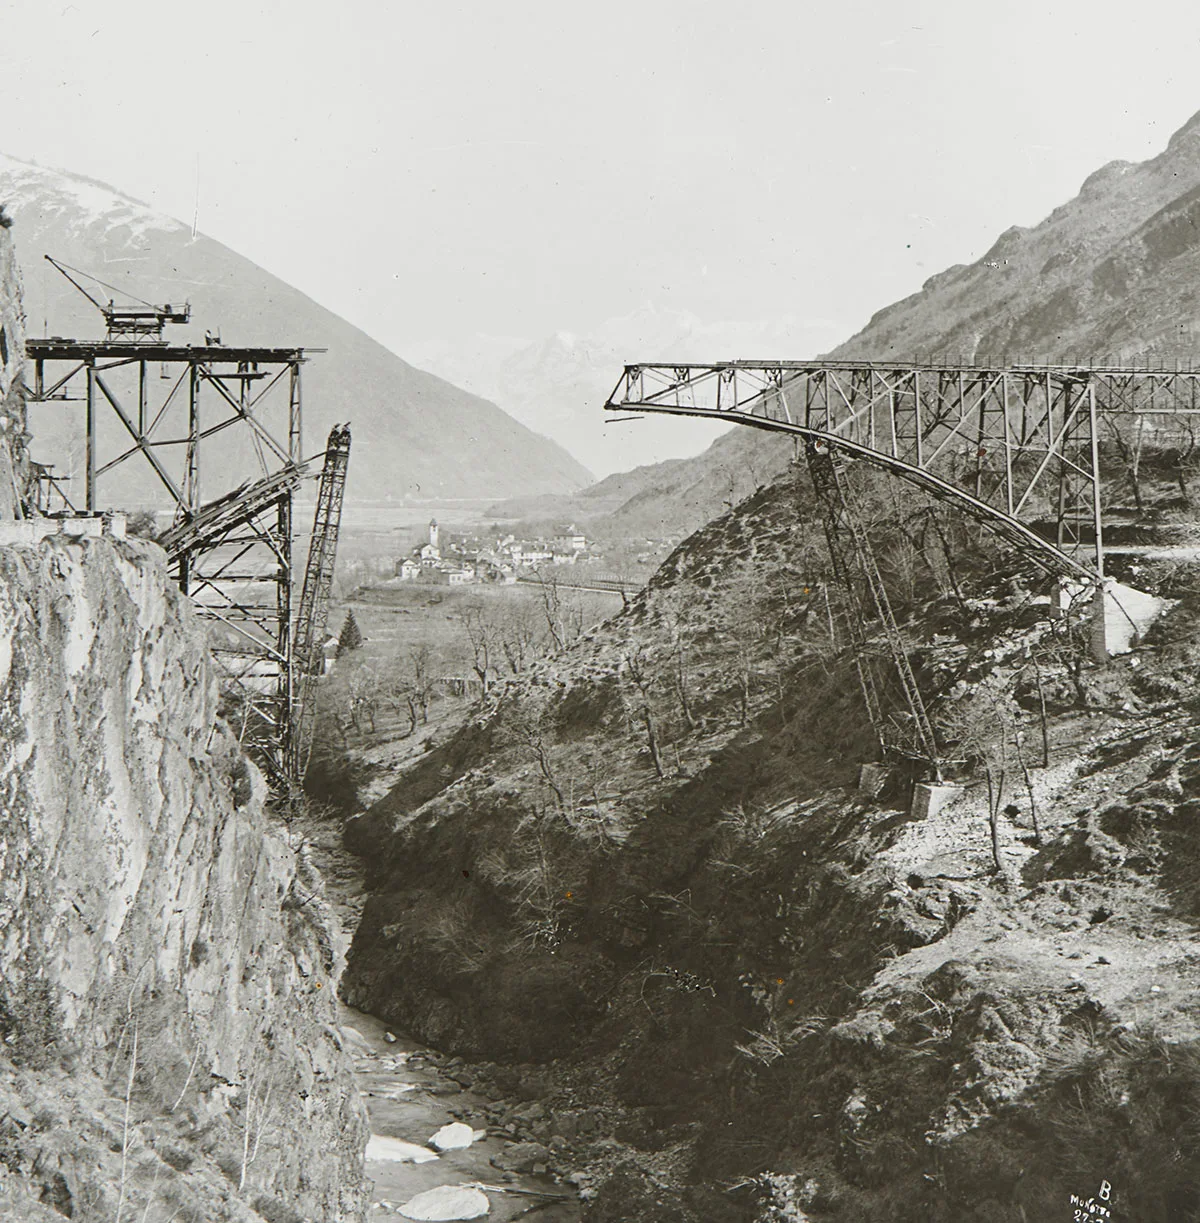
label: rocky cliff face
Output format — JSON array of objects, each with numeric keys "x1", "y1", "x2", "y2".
[
  {"x1": 0, "y1": 226, "x2": 27, "y2": 518},
  {"x1": 0, "y1": 535, "x2": 367, "y2": 1221}
]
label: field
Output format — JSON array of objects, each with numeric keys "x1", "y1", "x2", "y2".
[{"x1": 306, "y1": 564, "x2": 624, "y2": 808}]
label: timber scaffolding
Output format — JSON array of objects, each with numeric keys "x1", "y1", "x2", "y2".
[
  {"x1": 25, "y1": 337, "x2": 350, "y2": 786},
  {"x1": 606, "y1": 359, "x2": 1199, "y2": 771}
]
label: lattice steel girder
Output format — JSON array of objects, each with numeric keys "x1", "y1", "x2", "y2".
[
  {"x1": 290, "y1": 425, "x2": 351, "y2": 780},
  {"x1": 606, "y1": 361, "x2": 1200, "y2": 582},
  {"x1": 24, "y1": 338, "x2": 316, "y2": 785},
  {"x1": 26, "y1": 340, "x2": 307, "y2": 517},
  {"x1": 169, "y1": 484, "x2": 297, "y2": 782}
]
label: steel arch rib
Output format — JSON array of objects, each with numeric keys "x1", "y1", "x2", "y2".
[{"x1": 612, "y1": 403, "x2": 1099, "y2": 583}]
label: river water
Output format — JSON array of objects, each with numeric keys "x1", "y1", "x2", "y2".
[
  {"x1": 293, "y1": 799, "x2": 580, "y2": 1221},
  {"x1": 339, "y1": 1003, "x2": 580, "y2": 1221}
]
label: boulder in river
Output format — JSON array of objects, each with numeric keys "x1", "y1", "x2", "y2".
[
  {"x1": 398, "y1": 1184, "x2": 490, "y2": 1220},
  {"x1": 429, "y1": 1122, "x2": 477, "y2": 1151},
  {"x1": 490, "y1": 1141, "x2": 551, "y2": 1173}
]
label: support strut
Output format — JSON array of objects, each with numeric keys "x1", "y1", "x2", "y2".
[
  {"x1": 290, "y1": 424, "x2": 352, "y2": 780},
  {"x1": 805, "y1": 440, "x2": 941, "y2": 775}
]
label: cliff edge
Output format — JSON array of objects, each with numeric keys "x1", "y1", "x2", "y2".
[{"x1": 0, "y1": 534, "x2": 368, "y2": 1220}]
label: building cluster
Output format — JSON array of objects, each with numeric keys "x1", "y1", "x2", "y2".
[{"x1": 395, "y1": 519, "x2": 595, "y2": 586}]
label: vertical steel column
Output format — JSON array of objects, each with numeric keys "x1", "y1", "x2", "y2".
[
  {"x1": 186, "y1": 361, "x2": 200, "y2": 512},
  {"x1": 1055, "y1": 377, "x2": 1071, "y2": 554},
  {"x1": 1001, "y1": 373, "x2": 1014, "y2": 516},
  {"x1": 1088, "y1": 380, "x2": 1105, "y2": 578},
  {"x1": 973, "y1": 372, "x2": 987, "y2": 500},
  {"x1": 276, "y1": 492, "x2": 293, "y2": 774},
  {"x1": 913, "y1": 369, "x2": 924, "y2": 467},
  {"x1": 85, "y1": 362, "x2": 96, "y2": 512},
  {"x1": 138, "y1": 359, "x2": 147, "y2": 434},
  {"x1": 289, "y1": 360, "x2": 302, "y2": 463}
]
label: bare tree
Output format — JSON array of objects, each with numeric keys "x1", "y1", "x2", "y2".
[
  {"x1": 1101, "y1": 413, "x2": 1146, "y2": 514},
  {"x1": 407, "y1": 644, "x2": 438, "y2": 722},
  {"x1": 507, "y1": 703, "x2": 566, "y2": 811},
  {"x1": 498, "y1": 602, "x2": 543, "y2": 674},
  {"x1": 460, "y1": 607, "x2": 497, "y2": 695},
  {"x1": 657, "y1": 581, "x2": 702, "y2": 730},
  {"x1": 623, "y1": 647, "x2": 665, "y2": 778},
  {"x1": 346, "y1": 667, "x2": 380, "y2": 735},
  {"x1": 944, "y1": 690, "x2": 1021, "y2": 874},
  {"x1": 1165, "y1": 419, "x2": 1200, "y2": 504},
  {"x1": 535, "y1": 567, "x2": 585, "y2": 654},
  {"x1": 379, "y1": 669, "x2": 420, "y2": 738}
]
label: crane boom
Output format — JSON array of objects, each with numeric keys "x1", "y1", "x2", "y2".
[
  {"x1": 290, "y1": 424, "x2": 352, "y2": 779},
  {"x1": 44, "y1": 254, "x2": 191, "y2": 341}
]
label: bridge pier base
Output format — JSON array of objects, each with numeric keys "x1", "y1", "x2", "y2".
[
  {"x1": 1049, "y1": 577, "x2": 1166, "y2": 661},
  {"x1": 858, "y1": 762, "x2": 891, "y2": 798},
  {"x1": 1089, "y1": 579, "x2": 1167, "y2": 661},
  {"x1": 910, "y1": 781, "x2": 962, "y2": 820}
]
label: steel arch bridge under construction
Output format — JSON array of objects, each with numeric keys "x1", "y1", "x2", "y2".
[
  {"x1": 605, "y1": 360, "x2": 1200, "y2": 583},
  {"x1": 605, "y1": 359, "x2": 1190, "y2": 771}
]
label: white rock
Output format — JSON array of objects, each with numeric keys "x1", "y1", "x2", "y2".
[
  {"x1": 338, "y1": 1025, "x2": 375, "y2": 1054},
  {"x1": 429, "y1": 1122, "x2": 477, "y2": 1151},
  {"x1": 398, "y1": 1185, "x2": 490, "y2": 1220},
  {"x1": 365, "y1": 1135, "x2": 440, "y2": 1164}
]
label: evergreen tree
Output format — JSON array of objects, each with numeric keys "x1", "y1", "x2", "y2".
[{"x1": 338, "y1": 610, "x2": 364, "y2": 653}]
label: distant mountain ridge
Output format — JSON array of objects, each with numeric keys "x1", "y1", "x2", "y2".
[
  {"x1": 565, "y1": 107, "x2": 1200, "y2": 536},
  {"x1": 0, "y1": 153, "x2": 592, "y2": 502},
  {"x1": 408, "y1": 303, "x2": 846, "y2": 478}
]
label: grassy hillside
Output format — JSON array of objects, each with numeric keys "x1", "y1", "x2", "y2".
[{"x1": 332, "y1": 451, "x2": 1200, "y2": 1219}]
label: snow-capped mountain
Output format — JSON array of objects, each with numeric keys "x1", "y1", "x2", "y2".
[
  {"x1": 0, "y1": 153, "x2": 592, "y2": 502},
  {"x1": 407, "y1": 304, "x2": 848, "y2": 478}
]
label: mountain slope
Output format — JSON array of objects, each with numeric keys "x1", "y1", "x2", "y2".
[
  {"x1": 0, "y1": 153, "x2": 592, "y2": 501},
  {"x1": 409, "y1": 304, "x2": 846, "y2": 478},
  {"x1": 577, "y1": 107, "x2": 1200, "y2": 535},
  {"x1": 340, "y1": 461, "x2": 1200, "y2": 1220}
]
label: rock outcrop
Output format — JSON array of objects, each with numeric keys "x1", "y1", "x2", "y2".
[
  {"x1": 0, "y1": 224, "x2": 28, "y2": 518},
  {"x1": 0, "y1": 533, "x2": 367, "y2": 1221}
]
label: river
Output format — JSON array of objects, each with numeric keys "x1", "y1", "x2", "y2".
[{"x1": 293, "y1": 805, "x2": 581, "y2": 1221}]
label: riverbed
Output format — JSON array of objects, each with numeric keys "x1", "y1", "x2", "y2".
[
  {"x1": 290, "y1": 800, "x2": 581, "y2": 1221},
  {"x1": 339, "y1": 1003, "x2": 580, "y2": 1222}
]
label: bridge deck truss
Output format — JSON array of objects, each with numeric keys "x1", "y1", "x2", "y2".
[{"x1": 607, "y1": 361, "x2": 1200, "y2": 581}]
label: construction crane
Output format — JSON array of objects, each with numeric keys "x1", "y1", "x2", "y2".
[
  {"x1": 290, "y1": 424, "x2": 352, "y2": 780},
  {"x1": 45, "y1": 254, "x2": 190, "y2": 340},
  {"x1": 805, "y1": 438, "x2": 942, "y2": 777}
]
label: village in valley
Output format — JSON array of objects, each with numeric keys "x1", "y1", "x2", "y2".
[{"x1": 394, "y1": 517, "x2": 595, "y2": 585}]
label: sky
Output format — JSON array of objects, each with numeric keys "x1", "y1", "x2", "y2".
[{"x1": 2, "y1": 0, "x2": 1200, "y2": 359}]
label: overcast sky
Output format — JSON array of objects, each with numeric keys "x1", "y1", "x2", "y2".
[{"x1": 2, "y1": 0, "x2": 1200, "y2": 356}]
